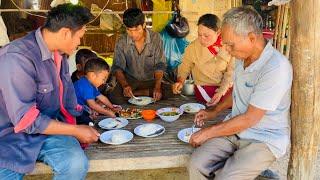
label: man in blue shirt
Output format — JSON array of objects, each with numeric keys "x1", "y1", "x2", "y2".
[
  {"x1": 189, "y1": 6, "x2": 292, "y2": 180},
  {"x1": 0, "y1": 4, "x2": 99, "y2": 179}
]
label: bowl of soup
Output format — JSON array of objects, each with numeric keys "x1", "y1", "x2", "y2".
[{"x1": 156, "y1": 107, "x2": 183, "y2": 122}]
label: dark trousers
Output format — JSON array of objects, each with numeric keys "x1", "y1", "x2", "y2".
[
  {"x1": 76, "y1": 111, "x2": 93, "y2": 125},
  {"x1": 107, "y1": 75, "x2": 174, "y2": 105}
]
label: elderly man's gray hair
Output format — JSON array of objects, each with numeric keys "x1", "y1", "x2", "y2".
[{"x1": 222, "y1": 6, "x2": 263, "y2": 36}]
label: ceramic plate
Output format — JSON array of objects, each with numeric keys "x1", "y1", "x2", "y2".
[
  {"x1": 100, "y1": 130, "x2": 133, "y2": 145},
  {"x1": 177, "y1": 127, "x2": 201, "y2": 143},
  {"x1": 128, "y1": 96, "x2": 154, "y2": 106},
  {"x1": 180, "y1": 103, "x2": 206, "y2": 114},
  {"x1": 98, "y1": 118, "x2": 129, "y2": 130},
  {"x1": 134, "y1": 123, "x2": 165, "y2": 138}
]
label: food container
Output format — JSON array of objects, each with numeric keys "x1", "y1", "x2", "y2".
[
  {"x1": 141, "y1": 109, "x2": 156, "y2": 122},
  {"x1": 156, "y1": 107, "x2": 183, "y2": 122},
  {"x1": 182, "y1": 79, "x2": 195, "y2": 96}
]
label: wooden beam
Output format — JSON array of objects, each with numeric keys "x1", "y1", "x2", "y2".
[
  {"x1": 0, "y1": 9, "x2": 198, "y2": 15},
  {"x1": 288, "y1": 0, "x2": 320, "y2": 179}
]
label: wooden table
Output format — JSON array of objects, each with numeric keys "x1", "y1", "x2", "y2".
[{"x1": 30, "y1": 96, "x2": 230, "y2": 174}]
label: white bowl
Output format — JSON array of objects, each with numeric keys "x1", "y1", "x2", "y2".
[
  {"x1": 156, "y1": 107, "x2": 183, "y2": 122},
  {"x1": 180, "y1": 103, "x2": 206, "y2": 114}
]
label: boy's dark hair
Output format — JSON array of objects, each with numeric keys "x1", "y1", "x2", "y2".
[
  {"x1": 84, "y1": 57, "x2": 110, "y2": 74},
  {"x1": 75, "y1": 49, "x2": 97, "y2": 65},
  {"x1": 123, "y1": 8, "x2": 145, "y2": 28},
  {"x1": 197, "y1": 14, "x2": 221, "y2": 32},
  {"x1": 44, "y1": 3, "x2": 93, "y2": 32}
]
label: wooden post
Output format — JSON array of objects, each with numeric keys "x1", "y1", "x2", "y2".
[{"x1": 288, "y1": 0, "x2": 320, "y2": 179}]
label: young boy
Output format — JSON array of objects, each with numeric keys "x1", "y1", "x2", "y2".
[
  {"x1": 71, "y1": 48, "x2": 97, "y2": 83},
  {"x1": 74, "y1": 57, "x2": 118, "y2": 125}
]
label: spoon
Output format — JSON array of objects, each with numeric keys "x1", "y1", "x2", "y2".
[
  {"x1": 180, "y1": 93, "x2": 189, "y2": 100},
  {"x1": 146, "y1": 128, "x2": 165, "y2": 136},
  {"x1": 191, "y1": 124, "x2": 196, "y2": 134},
  {"x1": 132, "y1": 95, "x2": 143, "y2": 101}
]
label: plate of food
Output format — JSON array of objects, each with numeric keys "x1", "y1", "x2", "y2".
[
  {"x1": 119, "y1": 108, "x2": 142, "y2": 119},
  {"x1": 100, "y1": 130, "x2": 133, "y2": 145},
  {"x1": 180, "y1": 103, "x2": 206, "y2": 114},
  {"x1": 128, "y1": 96, "x2": 154, "y2": 106},
  {"x1": 177, "y1": 127, "x2": 201, "y2": 143},
  {"x1": 134, "y1": 123, "x2": 165, "y2": 138},
  {"x1": 98, "y1": 118, "x2": 128, "y2": 130}
]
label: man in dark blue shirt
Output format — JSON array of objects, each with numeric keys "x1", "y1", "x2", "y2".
[{"x1": 0, "y1": 4, "x2": 99, "y2": 179}]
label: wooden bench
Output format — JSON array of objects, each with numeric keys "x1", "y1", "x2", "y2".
[{"x1": 29, "y1": 96, "x2": 230, "y2": 175}]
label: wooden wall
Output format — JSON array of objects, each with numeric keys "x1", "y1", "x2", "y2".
[
  {"x1": 180, "y1": 0, "x2": 239, "y2": 42},
  {"x1": 1, "y1": 0, "x2": 240, "y2": 54},
  {"x1": 82, "y1": 0, "x2": 131, "y2": 55}
]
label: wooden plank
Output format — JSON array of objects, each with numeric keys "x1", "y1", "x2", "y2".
[
  {"x1": 285, "y1": 17, "x2": 290, "y2": 58},
  {"x1": 288, "y1": 0, "x2": 320, "y2": 179},
  {"x1": 280, "y1": 4, "x2": 289, "y2": 54},
  {"x1": 273, "y1": 6, "x2": 281, "y2": 48},
  {"x1": 29, "y1": 96, "x2": 231, "y2": 175},
  {"x1": 276, "y1": 5, "x2": 284, "y2": 50}
]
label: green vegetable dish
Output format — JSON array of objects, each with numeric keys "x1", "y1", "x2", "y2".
[{"x1": 160, "y1": 111, "x2": 179, "y2": 116}]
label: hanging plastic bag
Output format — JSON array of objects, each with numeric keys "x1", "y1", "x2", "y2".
[{"x1": 160, "y1": 29, "x2": 189, "y2": 71}]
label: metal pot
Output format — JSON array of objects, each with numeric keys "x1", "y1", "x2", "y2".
[{"x1": 182, "y1": 80, "x2": 195, "y2": 96}]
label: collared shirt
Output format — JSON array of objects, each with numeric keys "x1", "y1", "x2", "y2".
[
  {"x1": 74, "y1": 77, "x2": 100, "y2": 106},
  {"x1": 112, "y1": 29, "x2": 166, "y2": 81},
  {"x1": 0, "y1": 28, "x2": 80, "y2": 173},
  {"x1": 178, "y1": 38, "x2": 234, "y2": 95},
  {"x1": 225, "y1": 42, "x2": 293, "y2": 158}
]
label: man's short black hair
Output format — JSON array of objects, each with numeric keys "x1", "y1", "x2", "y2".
[
  {"x1": 84, "y1": 57, "x2": 110, "y2": 74},
  {"x1": 197, "y1": 14, "x2": 221, "y2": 32},
  {"x1": 44, "y1": 3, "x2": 93, "y2": 32},
  {"x1": 75, "y1": 49, "x2": 97, "y2": 65},
  {"x1": 123, "y1": 8, "x2": 145, "y2": 28}
]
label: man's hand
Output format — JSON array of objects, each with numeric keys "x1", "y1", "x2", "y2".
[
  {"x1": 194, "y1": 110, "x2": 210, "y2": 127},
  {"x1": 189, "y1": 127, "x2": 211, "y2": 147},
  {"x1": 74, "y1": 125, "x2": 100, "y2": 143},
  {"x1": 111, "y1": 105, "x2": 122, "y2": 112},
  {"x1": 153, "y1": 87, "x2": 162, "y2": 101},
  {"x1": 89, "y1": 110, "x2": 99, "y2": 120},
  {"x1": 172, "y1": 82, "x2": 183, "y2": 94},
  {"x1": 105, "y1": 109, "x2": 116, "y2": 118},
  {"x1": 206, "y1": 93, "x2": 223, "y2": 107},
  {"x1": 123, "y1": 85, "x2": 134, "y2": 97}
]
